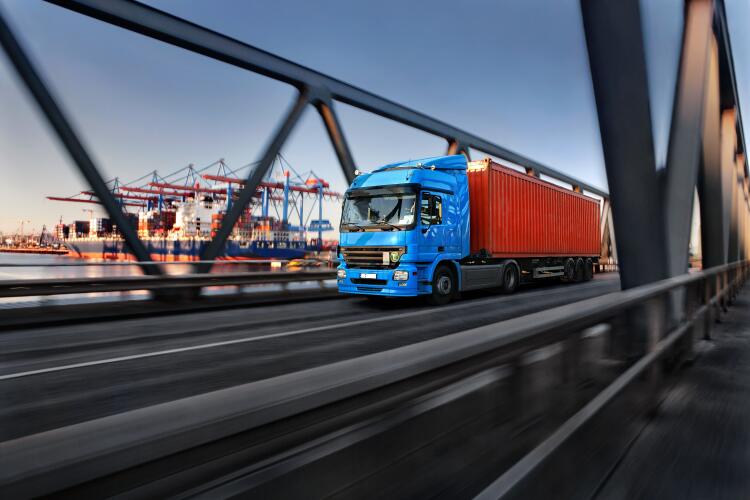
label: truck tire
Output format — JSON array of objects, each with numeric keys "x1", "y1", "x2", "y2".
[
  {"x1": 502, "y1": 262, "x2": 519, "y2": 294},
  {"x1": 429, "y1": 265, "x2": 455, "y2": 306},
  {"x1": 584, "y1": 258, "x2": 594, "y2": 281},
  {"x1": 575, "y1": 258, "x2": 585, "y2": 282},
  {"x1": 562, "y1": 258, "x2": 576, "y2": 283}
]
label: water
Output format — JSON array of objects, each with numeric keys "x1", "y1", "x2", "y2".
[
  {"x1": 0, "y1": 254, "x2": 147, "y2": 307},
  {"x1": 0, "y1": 254, "x2": 144, "y2": 280},
  {"x1": 0, "y1": 253, "x2": 334, "y2": 309}
]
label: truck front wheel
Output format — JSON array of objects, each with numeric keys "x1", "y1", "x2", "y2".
[{"x1": 429, "y1": 265, "x2": 455, "y2": 305}]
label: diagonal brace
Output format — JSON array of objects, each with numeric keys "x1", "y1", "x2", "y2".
[
  {"x1": 197, "y1": 90, "x2": 310, "y2": 270},
  {"x1": 0, "y1": 7, "x2": 160, "y2": 275}
]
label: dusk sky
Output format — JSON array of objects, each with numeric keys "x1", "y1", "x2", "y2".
[{"x1": 0, "y1": 0, "x2": 748, "y2": 234}]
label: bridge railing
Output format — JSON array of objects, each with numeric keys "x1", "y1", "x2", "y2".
[{"x1": 2, "y1": 260, "x2": 745, "y2": 498}]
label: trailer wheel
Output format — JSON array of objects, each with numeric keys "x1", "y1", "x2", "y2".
[
  {"x1": 563, "y1": 258, "x2": 576, "y2": 283},
  {"x1": 584, "y1": 258, "x2": 594, "y2": 281},
  {"x1": 575, "y1": 258, "x2": 585, "y2": 282},
  {"x1": 502, "y1": 262, "x2": 519, "y2": 294},
  {"x1": 429, "y1": 265, "x2": 454, "y2": 306}
]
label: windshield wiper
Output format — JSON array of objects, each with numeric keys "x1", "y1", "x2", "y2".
[
  {"x1": 342, "y1": 222, "x2": 365, "y2": 232},
  {"x1": 376, "y1": 219, "x2": 401, "y2": 231}
]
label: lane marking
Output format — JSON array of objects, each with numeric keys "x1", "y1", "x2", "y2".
[{"x1": 0, "y1": 280, "x2": 617, "y2": 381}]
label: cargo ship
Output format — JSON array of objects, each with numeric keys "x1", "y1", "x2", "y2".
[
  {"x1": 50, "y1": 157, "x2": 340, "y2": 261},
  {"x1": 61, "y1": 236, "x2": 314, "y2": 261}
]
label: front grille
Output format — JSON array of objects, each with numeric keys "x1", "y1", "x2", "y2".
[
  {"x1": 351, "y1": 278, "x2": 388, "y2": 286},
  {"x1": 341, "y1": 246, "x2": 404, "y2": 269}
]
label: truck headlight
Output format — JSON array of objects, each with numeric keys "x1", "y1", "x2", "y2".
[
  {"x1": 390, "y1": 251, "x2": 401, "y2": 262},
  {"x1": 337, "y1": 269, "x2": 346, "y2": 279},
  {"x1": 393, "y1": 270, "x2": 409, "y2": 281}
]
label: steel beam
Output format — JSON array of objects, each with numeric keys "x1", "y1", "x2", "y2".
[
  {"x1": 198, "y1": 91, "x2": 309, "y2": 267},
  {"x1": 714, "y1": 0, "x2": 747, "y2": 164},
  {"x1": 581, "y1": 0, "x2": 665, "y2": 289},
  {"x1": 446, "y1": 139, "x2": 471, "y2": 160},
  {"x1": 699, "y1": 37, "x2": 726, "y2": 268},
  {"x1": 662, "y1": 0, "x2": 713, "y2": 278},
  {"x1": 722, "y1": 109, "x2": 738, "y2": 262},
  {"x1": 45, "y1": 0, "x2": 607, "y2": 198},
  {"x1": 0, "y1": 7, "x2": 160, "y2": 275},
  {"x1": 314, "y1": 94, "x2": 357, "y2": 185},
  {"x1": 729, "y1": 157, "x2": 740, "y2": 262}
]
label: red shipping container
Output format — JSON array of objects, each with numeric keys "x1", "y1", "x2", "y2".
[{"x1": 467, "y1": 158, "x2": 600, "y2": 258}]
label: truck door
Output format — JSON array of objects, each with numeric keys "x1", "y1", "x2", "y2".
[{"x1": 419, "y1": 191, "x2": 446, "y2": 261}]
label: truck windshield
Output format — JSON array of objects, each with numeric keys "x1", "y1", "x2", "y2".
[{"x1": 341, "y1": 192, "x2": 416, "y2": 231}]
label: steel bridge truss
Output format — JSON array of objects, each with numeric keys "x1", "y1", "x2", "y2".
[
  {"x1": 0, "y1": 0, "x2": 744, "y2": 291},
  {"x1": 1, "y1": 0, "x2": 616, "y2": 276},
  {"x1": 582, "y1": 0, "x2": 748, "y2": 289}
]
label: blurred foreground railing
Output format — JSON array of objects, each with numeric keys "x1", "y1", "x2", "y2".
[{"x1": 1, "y1": 261, "x2": 745, "y2": 498}]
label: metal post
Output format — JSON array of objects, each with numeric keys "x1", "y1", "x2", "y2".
[
  {"x1": 318, "y1": 181, "x2": 323, "y2": 249},
  {"x1": 298, "y1": 192, "x2": 304, "y2": 231},
  {"x1": 198, "y1": 91, "x2": 309, "y2": 268},
  {"x1": 0, "y1": 7, "x2": 160, "y2": 275},
  {"x1": 580, "y1": 0, "x2": 666, "y2": 289},
  {"x1": 262, "y1": 187, "x2": 269, "y2": 219},
  {"x1": 282, "y1": 171, "x2": 290, "y2": 225}
]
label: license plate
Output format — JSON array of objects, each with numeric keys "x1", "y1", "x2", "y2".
[{"x1": 360, "y1": 273, "x2": 377, "y2": 279}]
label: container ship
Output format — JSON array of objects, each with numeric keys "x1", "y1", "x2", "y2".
[{"x1": 49, "y1": 157, "x2": 340, "y2": 261}]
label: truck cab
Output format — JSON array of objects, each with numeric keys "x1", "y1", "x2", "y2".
[{"x1": 336, "y1": 155, "x2": 470, "y2": 304}]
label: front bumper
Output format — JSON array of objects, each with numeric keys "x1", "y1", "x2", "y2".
[{"x1": 337, "y1": 264, "x2": 423, "y2": 297}]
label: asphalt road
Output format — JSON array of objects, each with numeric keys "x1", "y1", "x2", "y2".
[{"x1": 0, "y1": 274, "x2": 620, "y2": 441}]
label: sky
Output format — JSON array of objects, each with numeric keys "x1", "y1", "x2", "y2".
[{"x1": 0, "y1": 0, "x2": 747, "y2": 235}]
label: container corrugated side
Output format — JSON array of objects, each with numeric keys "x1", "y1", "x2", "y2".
[{"x1": 467, "y1": 158, "x2": 600, "y2": 257}]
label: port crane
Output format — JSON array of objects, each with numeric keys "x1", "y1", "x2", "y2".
[{"x1": 46, "y1": 155, "x2": 342, "y2": 249}]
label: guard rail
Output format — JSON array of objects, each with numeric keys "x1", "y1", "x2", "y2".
[{"x1": 0, "y1": 261, "x2": 745, "y2": 498}]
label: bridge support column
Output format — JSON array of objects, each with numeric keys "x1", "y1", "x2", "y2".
[
  {"x1": 581, "y1": 0, "x2": 667, "y2": 290},
  {"x1": 660, "y1": 0, "x2": 713, "y2": 326},
  {"x1": 721, "y1": 109, "x2": 738, "y2": 263},
  {"x1": 662, "y1": 0, "x2": 713, "y2": 281}
]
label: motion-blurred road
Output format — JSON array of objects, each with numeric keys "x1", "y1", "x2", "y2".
[{"x1": 0, "y1": 274, "x2": 619, "y2": 441}]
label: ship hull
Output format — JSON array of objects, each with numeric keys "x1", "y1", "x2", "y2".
[{"x1": 63, "y1": 239, "x2": 312, "y2": 261}]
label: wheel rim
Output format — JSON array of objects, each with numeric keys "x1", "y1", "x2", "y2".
[{"x1": 436, "y1": 275, "x2": 451, "y2": 295}]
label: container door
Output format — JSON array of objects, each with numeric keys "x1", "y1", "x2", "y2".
[{"x1": 419, "y1": 191, "x2": 446, "y2": 261}]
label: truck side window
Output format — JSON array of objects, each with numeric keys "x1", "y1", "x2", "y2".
[{"x1": 420, "y1": 193, "x2": 442, "y2": 226}]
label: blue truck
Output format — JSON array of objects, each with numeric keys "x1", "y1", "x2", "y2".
[{"x1": 336, "y1": 155, "x2": 600, "y2": 304}]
